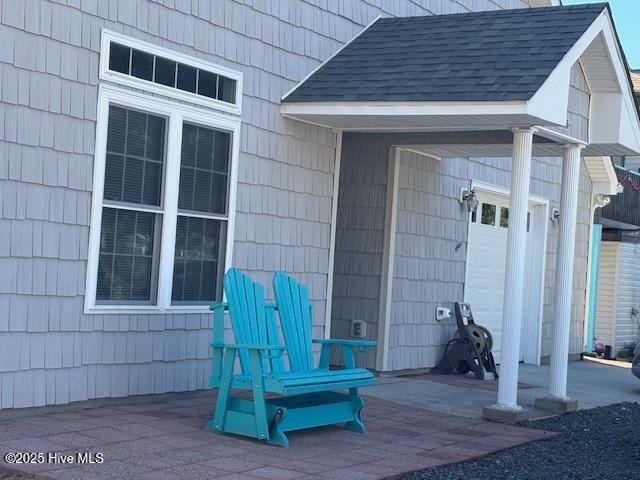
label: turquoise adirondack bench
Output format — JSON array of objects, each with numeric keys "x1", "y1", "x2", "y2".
[{"x1": 208, "y1": 268, "x2": 376, "y2": 447}]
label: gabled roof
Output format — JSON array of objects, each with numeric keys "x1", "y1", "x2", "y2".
[{"x1": 283, "y1": 4, "x2": 608, "y2": 103}]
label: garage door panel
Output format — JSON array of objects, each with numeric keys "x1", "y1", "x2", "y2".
[{"x1": 465, "y1": 193, "x2": 543, "y2": 365}]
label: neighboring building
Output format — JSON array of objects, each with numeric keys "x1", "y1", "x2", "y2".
[
  {"x1": 592, "y1": 71, "x2": 640, "y2": 358},
  {"x1": 620, "y1": 71, "x2": 640, "y2": 170},
  {"x1": 0, "y1": 0, "x2": 639, "y2": 413}
]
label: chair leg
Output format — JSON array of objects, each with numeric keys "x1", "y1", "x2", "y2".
[
  {"x1": 248, "y1": 350, "x2": 270, "y2": 442},
  {"x1": 345, "y1": 387, "x2": 366, "y2": 433},
  {"x1": 209, "y1": 348, "x2": 236, "y2": 432},
  {"x1": 267, "y1": 407, "x2": 289, "y2": 447}
]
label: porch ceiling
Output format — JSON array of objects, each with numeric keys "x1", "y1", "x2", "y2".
[{"x1": 281, "y1": 4, "x2": 640, "y2": 157}]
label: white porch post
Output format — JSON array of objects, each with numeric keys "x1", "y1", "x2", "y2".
[
  {"x1": 484, "y1": 127, "x2": 535, "y2": 421},
  {"x1": 536, "y1": 144, "x2": 583, "y2": 412}
]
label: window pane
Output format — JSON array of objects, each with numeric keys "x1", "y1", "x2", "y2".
[
  {"x1": 154, "y1": 56, "x2": 176, "y2": 87},
  {"x1": 97, "y1": 207, "x2": 159, "y2": 303},
  {"x1": 104, "y1": 106, "x2": 166, "y2": 206},
  {"x1": 131, "y1": 49, "x2": 153, "y2": 81},
  {"x1": 172, "y1": 216, "x2": 224, "y2": 303},
  {"x1": 500, "y1": 207, "x2": 509, "y2": 228},
  {"x1": 108, "y1": 40, "x2": 236, "y2": 105},
  {"x1": 126, "y1": 110, "x2": 147, "y2": 157},
  {"x1": 177, "y1": 64, "x2": 197, "y2": 93},
  {"x1": 178, "y1": 123, "x2": 230, "y2": 214},
  {"x1": 213, "y1": 131, "x2": 229, "y2": 173},
  {"x1": 481, "y1": 203, "x2": 496, "y2": 226},
  {"x1": 106, "y1": 106, "x2": 126, "y2": 154},
  {"x1": 198, "y1": 70, "x2": 218, "y2": 98},
  {"x1": 218, "y1": 75, "x2": 236, "y2": 104},
  {"x1": 109, "y1": 43, "x2": 130, "y2": 74}
]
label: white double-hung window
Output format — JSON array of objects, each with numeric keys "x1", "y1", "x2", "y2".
[{"x1": 85, "y1": 30, "x2": 241, "y2": 313}]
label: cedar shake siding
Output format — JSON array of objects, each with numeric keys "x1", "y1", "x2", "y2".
[{"x1": 1, "y1": 0, "x2": 572, "y2": 409}]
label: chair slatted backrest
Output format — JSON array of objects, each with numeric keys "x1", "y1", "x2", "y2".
[
  {"x1": 223, "y1": 269, "x2": 284, "y2": 375},
  {"x1": 272, "y1": 272, "x2": 314, "y2": 372}
]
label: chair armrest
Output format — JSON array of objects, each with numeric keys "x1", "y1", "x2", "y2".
[
  {"x1": 210, "y1": 343, "x2": 287, "y2": 359},
  {"x1": 211, "y1": 342, "x2": 286, "y2": 350},
  {"x1": 209, "y1": 302, "x2": 228, "y2": 311},
  {"x1": 314, "y1": 339, "x2": 376, "y2": 368},
  {"x1": 313, "y1": 339, "x2": 376, "y2": 347}
]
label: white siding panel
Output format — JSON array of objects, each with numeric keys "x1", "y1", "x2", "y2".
[
  {"x1": 594, "y1": 241, "x2": 618, "y2": 348},
  {"x1": 613, "y1": 242, "x2": 640, "y2": 354}
]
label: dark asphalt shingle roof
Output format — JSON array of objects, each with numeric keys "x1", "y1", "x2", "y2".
[{"x1": 283, "y1": 4, "x2": 608, "y2": 103}]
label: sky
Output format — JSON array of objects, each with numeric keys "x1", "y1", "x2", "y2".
[{"x1": 562, "y1": 0, "x2": 639, "y2": 69}]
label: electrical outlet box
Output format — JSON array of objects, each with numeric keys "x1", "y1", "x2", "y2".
[
  {"x1": 351, "y1": 320, "x2": 366, "y2": 338},
  {"x1": 435, "y1": 306, "x2": 451, "y2": 322}
]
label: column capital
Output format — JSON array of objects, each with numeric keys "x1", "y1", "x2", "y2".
[
  {"x1": 511, "y1": 126, "x2": 538, "y2": 134},
  {"x1": 562, "y1": 143, "x2": 586, "y2": 151}
]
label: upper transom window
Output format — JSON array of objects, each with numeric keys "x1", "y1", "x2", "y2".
[{"x1": 100, "y1": 30, "x2": 242, "y2": 113}]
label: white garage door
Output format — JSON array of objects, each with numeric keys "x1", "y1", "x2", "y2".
[{"x1": 464, "y1": 189, "x2": 545, "y2": 364}]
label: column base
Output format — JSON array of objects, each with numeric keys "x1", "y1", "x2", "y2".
[
  {"x1": 534, "y1": 395, "x2": 578, "y2": 414},
  {"x1": 482, "y1": 404, "x2": 529, "y2": 423}
]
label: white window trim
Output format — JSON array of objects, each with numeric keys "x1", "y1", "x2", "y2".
[
  {"x1": 84, "y1": 83, "x2": 241, "y2": 315},
  {"x1": 99, "y1": 29, "x2": 243, "y2": 115}
]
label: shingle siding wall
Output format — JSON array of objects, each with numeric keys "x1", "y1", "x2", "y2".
[
  {"x1": 0, "y1": 0, "x2": 530, "y2": 408},
  {"x1": 330, "y1": 136, "x2": 389, "y2": 369},
  {"x1": 388, "y1": 152, "x2": 592, "y2": 370},
  {"x1": 390, "y1": 151, "x2": 468, "y2": 370},
  {"x1": 332, "y1": 132, "x2": 592, "y2": 372},
  {"x1": 547, "y1": 61, "x2": 590, "y2": 142}
]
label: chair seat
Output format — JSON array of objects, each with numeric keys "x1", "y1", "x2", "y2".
[{"x1": 264, "y1": 368, "x2": 375, "y2": 394}]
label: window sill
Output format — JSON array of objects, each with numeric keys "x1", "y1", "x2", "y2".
[{"x1": 84, "y1": 305, "x2": 212, "y2": 315}]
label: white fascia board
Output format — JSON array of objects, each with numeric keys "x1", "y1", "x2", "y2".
[
  {"x1": 281, "y1": 100, "x2": 529, "y2": 117},
  {"x1": 281, "y1": 15, "x2": 382, "y2": 102},
  {"x1": 529, "y1": 10, "x2": 640, "y2": 154},
  {"x1": 535, "y1": 126, "x2": 588, "y2": 146},
  {"x1": 597, "y1": 13, "x2": 640, "y2": 153},
  {"x1": 527, "y1": 12, "x2": 610, "y2": 125},
  {"x1": 584, "y1": 156, "x2": 619, "y2": 195}
]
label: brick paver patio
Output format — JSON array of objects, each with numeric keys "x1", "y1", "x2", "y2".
[{"x1": 0, "y1": 391, "x2": 556, "y2": 480}]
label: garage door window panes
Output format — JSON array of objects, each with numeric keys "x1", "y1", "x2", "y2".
[
  {"x1": 500, "y1": 207, "x2": 509, "y2": 228},
  {"x1": 481, "y1": 203, "x2": 496, "y2": 226}
]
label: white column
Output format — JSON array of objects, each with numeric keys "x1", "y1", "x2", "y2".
[
  {"x1": 496, "y1": 127, "x2": 536, "y2": 410},
  {"x1": 548, "y1": 144, "x2": 583, "y2": 399}
]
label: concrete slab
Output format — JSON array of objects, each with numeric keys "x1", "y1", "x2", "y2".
[{"x1": 366, "y1": 360, "x2": 640, "y2": 420}]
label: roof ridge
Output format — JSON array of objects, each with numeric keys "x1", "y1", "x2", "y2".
[{"x1": 375, "y1": 3, "x2": 608, "y2": 23}]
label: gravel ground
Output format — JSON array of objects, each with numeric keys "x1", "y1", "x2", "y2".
[
  {"x1": 404, "y1": 402, "x2": 640, "y2": 480},
  {"x1": 0, "y1": 469, "x2": 29, "y2": 480}
]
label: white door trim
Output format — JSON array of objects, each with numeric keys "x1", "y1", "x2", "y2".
[
  {"x1": 376, "y1": 146, "x2": 401, "y2": 372},
  {"x1": 464, "y1": 181, "x2": 549, "y2": 365},
  {"x1": 324, "y1": 130, "x2": 343, "y2": 339}
]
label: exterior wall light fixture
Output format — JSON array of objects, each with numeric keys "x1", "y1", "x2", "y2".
[
  {"x1": 593, "y1": 194, "x2": 611, "y2": 209},
  {"x1": 459, "y1": 188, "x2": 479, "y2": 213}
]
